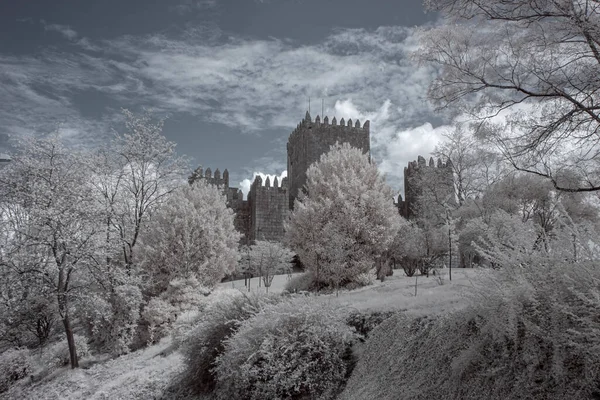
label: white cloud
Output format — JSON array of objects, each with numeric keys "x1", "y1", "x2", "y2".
[
  {"x1": 239, "y1": 170, "x2": 288, "y2": 199},
  {"x1": 0, "y1": 22, "x2": 445, "y2": 192},
  {"x1": 324, "y1": 98, "x2": 449, "y2": 195},
  {"x1": 42, "y1": 21, "x2": 78, "y2": 41}
]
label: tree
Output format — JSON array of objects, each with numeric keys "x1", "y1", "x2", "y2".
[
  {"x1": 420, "y1": 0, "x2": 600, "y2": 192},
  {"x1": 139, "y1": 180, "x2": 240, "y2": 298},
  {"x1": 390, "y1": 222, "x2": 425, "y2": 277},
  {"x1": 237, "y1": 241, "x2": 294, "y2": 293},
  {"x1": 454, "y1": 172, "x2": 600, "y2": 266},
  {"x1": 77, "y1": 110, "x2": 188, "y2": 355},
  {"x1": 112, "y1": 109, "x2": 187, "y2": 269},
  {"x1": 0, "y1": 134, "x2": 101, "y2": 368},
  {"x1": 285, "y1": 143, "x2": 402, "y2": 289},
  {"x1": 433, "y1": 125, "x2": 507, "y2": 204}
]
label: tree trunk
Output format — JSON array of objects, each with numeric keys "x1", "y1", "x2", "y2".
[{"x1": 62, "y1": 315, "x2": 79, "y2": 369}]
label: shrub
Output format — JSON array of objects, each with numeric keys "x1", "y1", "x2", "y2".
[
  {"x1": 0, "y1": 348, "x2": 32, "y2": 393},
  {"x1": 42, "y1": 334, "x2": 90, "y2": 370},
  {"x1": 214, "y1": 299, "x2": 358, "y2": 400},
  {"x1": 346, "y1": 310, "x2": 396, "y2": 340},
  {"x1": 400, "y1": 258, "x2": 419, "y2": 277},
  {"x1": 182, "y1": 290, "x2": 281, "y2": 394},
  {"x1": 284, "y1": 272, "x2": 314, "y2": 293},
  {"x1": 141, "y1": 298, "x2": 177, "y2": 345},
  {"x1": 161, "y1": 276, "x2": 211, "y2": 313},
  {"x1": 170, "y1": 310, "x2": 203, "y2": 349},
  {"x1": 340, "y1": 261, "x2": 600, "y2": 400},
  {"x1": 139, "y1": 278, "x2": 213, "y2": 347},
  {"x1": 354, "y1": 269, "x2": 377, "y2": 287},
  {"x1": 80, "y1": 283, "x2": 143, "y2": 355}
]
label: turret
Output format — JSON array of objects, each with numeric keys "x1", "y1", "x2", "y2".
[{"x1": 223, "y1": 169, "x2": 229, "y2": 187}]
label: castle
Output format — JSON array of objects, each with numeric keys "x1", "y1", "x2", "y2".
[{"x1": 190, "y1": 112, "x2": 454, "y2": 244}]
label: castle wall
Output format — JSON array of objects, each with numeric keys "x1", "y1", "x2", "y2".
[
  {"x1": 189, "y1": 167, "x2": 251, "y2": 243},
  {"x1": 402, "y1": 156, "x2": 454, "y2": 219},
  {"x1": 248, "y1": 176, "x2": 289, "y2": 242},
  {"x1": 287, "y1": 112, "x2": 370, "y2": 209}
]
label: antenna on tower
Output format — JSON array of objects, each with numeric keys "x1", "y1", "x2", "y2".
[
  {"x1": 308, "y1": 97, "x2": 311, "y2": 114},
  {"x1": 321, "y1": 99, "x2": 324, "y2": 118}
]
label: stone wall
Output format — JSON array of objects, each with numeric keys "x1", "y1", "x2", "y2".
[
  {"x1": 402, "y1": 155, "x2": 454, "y2": 219},
  {"x1": 247, "y1": 175, "x2": 289, "y2": 242},
  {"x1": 287, "y1": 111, "x2": 370, "y2": 209}
]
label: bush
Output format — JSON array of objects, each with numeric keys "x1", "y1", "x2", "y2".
[
  {"x1": 346, "y1": 310, "x2": 396, "y2": 340},
  {"x1": 42, "y1": 334, "x2": 90, "y2": 370},
  {"x1": 0, "y1": 348, "x2": 32, "y2": 393},
  {"x1": 284, "y1": 272, "x2": 314, "y2": 293},
  {"x1": 399, "y1": 258, "x2": 419, "y2": 277},
  {"x1": 170, "y1": 310, "x2": 203, "y2": 349},
  {"x1": 182, "y1": 290, "x2": 281, "y2": 394},
  {"x1": 340, "y1": 261, "x2": 600, "y2": 400},
  {"x1": 141, "y1": 298, "x2": 177, "y2": 345},
  {"x1": 354, "y1": 269, "x2": 377, "y2": 287},
  {"x1": 140, "y1": 278, "x2": 213, "y2": 347},
  {"x1": 214, "y1": 299, "x2": 358, "y2": 400},
  {"x1": 80, "y1": 284, "x2": 143, "y2": 355}
]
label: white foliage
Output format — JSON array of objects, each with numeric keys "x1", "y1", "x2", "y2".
[
  {"x1": 0, "y1": 348, "x2": 32, "y2": 393},
  {"x1": 141, "y1": 298, "x2": 177, "y2": 345},
  {"x1": 214, "y1": 299, "x2": 357, "y2": 400},
  {"x1": 42, "y1": 335, "x2": 90, "y2": 371},
  {"x1": 0, "y1": 133, "x2": 103, "y2": 367},
  {"x1": 238, "y1": 241, "x2": 295, "y2": 291},
  {"x1": 139, "y1": 180, "x2": 240, "y2": 296},
  {"x1": 286, "y1": 143, "x2": 402, "y2": 288},
  {"x1": 79, "y1": 284, "x2": 143, "y2": 355}
]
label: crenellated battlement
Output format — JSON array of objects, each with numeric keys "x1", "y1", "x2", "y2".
[
  {"x1": 405, "y1": 155, "x2": 453, "y2": 173},
  {"x1": 188, "y1": 166, "x2": 230, "y2": 187},
  {"x1": 288, "y1": 111, "x2": 370, "y2": 144},
  {"x1": 250, "y1": 174, "x2": 289, "y2": 193}
]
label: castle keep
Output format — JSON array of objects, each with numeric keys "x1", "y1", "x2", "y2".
[
  {"x1": 287, "y1": 111, "x2": 370, "y2": 208},
  {"x1": 191, "y1": 112, "x2": 452, "y2": 243},
  {"x1": 397, "y1": 155, "x2": 454, "y2": 219}
]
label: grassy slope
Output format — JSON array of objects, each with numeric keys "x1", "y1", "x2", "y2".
[{"x1": 4, "y1": 268, "x2": 478, "y2": 400}]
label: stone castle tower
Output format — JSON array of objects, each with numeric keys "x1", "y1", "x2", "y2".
[
  {"x1": 287, "y1": 111, "x2": 370, "y2": 208},
  {"x1": 193, "y1": 112, "x2": 371, "y2": 244},
  {"x1": 246, "y1": 175, "x2": 289, "y2": 242},
  {"x1": 397, "y1": 155, "x2": 454, "y2": 219}
]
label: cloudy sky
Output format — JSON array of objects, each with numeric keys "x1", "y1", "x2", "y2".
[{"x1": 0, "y1": 0, "x2": 450, "y2": 197}]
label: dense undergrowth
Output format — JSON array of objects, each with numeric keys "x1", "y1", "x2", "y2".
[{"x1": 340, "y1": 261, "x2": 600, "y2": 400}]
